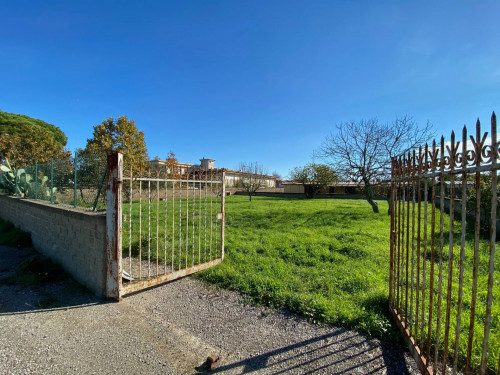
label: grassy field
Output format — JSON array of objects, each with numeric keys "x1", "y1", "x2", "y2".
[
  {"x1": 121, "y1": 194, "x2": 498, "y2": 372},
  {"x1": 199, "y1": 196, "x2": 395, "y2": 336},
  {"x1": 196, "y1": 195, "x2": 499, "y2": 373}
]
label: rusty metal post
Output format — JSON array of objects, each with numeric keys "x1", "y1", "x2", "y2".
[
  {"x1": 389, "y1": 158, "x2": 395, "y2": 305},
  {"x1": 106, "y1": 152, "x2": 123, "y2": 301}
]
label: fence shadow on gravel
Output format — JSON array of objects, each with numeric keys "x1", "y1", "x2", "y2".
[{"x1": 207, "y1": 331, "x2": 414, "y2": 374}]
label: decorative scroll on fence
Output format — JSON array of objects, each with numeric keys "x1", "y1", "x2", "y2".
[
  {"x1": 389, "y1": 113, "x2": 499, "y2": 375},
  {"x1": 120, "y1": 163, "x2": 225, "y2": 296}
]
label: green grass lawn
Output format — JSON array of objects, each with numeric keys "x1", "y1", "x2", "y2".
[
  {"x1": 196, "y1": 195, "x2": 498, "y2": 373},
  {"x1": 199, "y1": 196, "x2": 395, "y2": 337},
  {"x1": 122, "y1": 194, "x2": 498, "y2": 372}
]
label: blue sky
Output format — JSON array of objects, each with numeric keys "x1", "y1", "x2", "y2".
[{"x1": 1, "y1": 1, "x2": 499, "y2": 177}]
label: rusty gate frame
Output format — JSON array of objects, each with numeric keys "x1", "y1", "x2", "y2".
[
  {"x1": 389, "y1": 113, "x2": 499, "y2": 375},
  {"x1": 105, "y1": 152, "x2": 226, "y2": 301}
]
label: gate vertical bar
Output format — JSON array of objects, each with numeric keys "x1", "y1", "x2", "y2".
[
  {"x1": 426, "y1": 140, "x2": 437, "y2": 363},
  {"x1": 415, "y1": 147, "x2": 422, "y2": 342},
  {"x1": 210, "y1": 169, "x2": 214, "y2": 260},
  {"x1": 480, "y1": 112, "x2": 497, "y2": 374},
  {"x1": 420, "y1": 143, "x2": 429, "y2": 350},
  {"x1": 406, "y1": 151, "x2": 411, "y2": 326},
  {"x1": 129, "y1": 166, "x2": 133, "y2": 277},
  {"x1": 192, "y1": 171, "x2": 195, "y2": 266},
  {"x1": 164, "y1": 178, "x2": 168, "y2": 273},
  {"x1": 397, "y1": 156, "x2": 402, "y2": 311},
  {"x1": 139, "y1": 166, "x2": 142, "y2": 280},
  {"x1": 389, "y1": 159, "x2": 395, "y2": 305},
  {"x1": 106, "y1": 152, "x2": 123, "y2": 300},
  {"x1": 148, "y1": 167, "x2": 151, "y2": 278},
  {"x1": 453, "y1": 126, "x2": 468, "y2": 374},
  {"x1": 410, "y1": 150, "x2": 416, "y2": 334},
  {"x1": 198, "y1": 170, "x2": 202, "y2": 263},
  {"x1": 434, "y1": 136, "x2": 446, "y2": 374},
  {"x1": 443, "y1": 131, "x2": 457, "y2": 374},
  {"x1": 185, "y1": 171, "x2": 189, "y2": 267},
  {"x1": 465, "y1": 119, "x2": 482, "y2": 375},
  {"x1": 171, "y1": 177, "x2": 175, "y2": 271},
  {"x1": 221, "y1": 170, "x2": 226, "y2": 260},
  {"x1": 156, "y1": 168, "x2": 160, "y2": 276}
]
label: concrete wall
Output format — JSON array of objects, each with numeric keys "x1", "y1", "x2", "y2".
[
  {"x1": 0, "y1": 195, "x2": 107, "y2": 296},
  {"x1": 284, "y1": 184, "x2": 305, "y2": 194}
]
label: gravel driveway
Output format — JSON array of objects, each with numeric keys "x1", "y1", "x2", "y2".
[{"x1": 0, "y1": 245, "x2": 418, "y2": 374}]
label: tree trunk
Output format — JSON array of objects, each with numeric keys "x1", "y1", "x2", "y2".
[
  {"x1": 368, "y1": 198, "x2": 380, "y2": 213},
  {"x1": 249, "y1": 194, "x2": 252, "y2": 202},
  {"x1": 364, "y1": 180, "x2": 379, "y2": 213}
]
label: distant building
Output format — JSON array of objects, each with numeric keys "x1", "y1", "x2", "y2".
[
  {"x1": 282, "y1": 182, "x2": 361, "y2": 195},
  {"x1": 150, "y1": 157, "x2": 277, "y2": 188}
]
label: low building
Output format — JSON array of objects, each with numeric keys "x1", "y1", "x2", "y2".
[
  {"x1": 283, "y1": 182, "x2": 361, "y2": 195},
  {"x1": 150, "y1": 157, "x2": 277, "y2": 188}
]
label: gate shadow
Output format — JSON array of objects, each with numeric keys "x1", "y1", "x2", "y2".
[{"x1": 202, "y1": 331, "x2": 414, "y2": 374}]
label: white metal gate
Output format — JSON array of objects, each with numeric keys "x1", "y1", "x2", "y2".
[{"x1": 117, "y1": 158, "x2": 225, "y2": 296}]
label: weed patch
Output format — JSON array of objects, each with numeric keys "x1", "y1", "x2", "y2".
[{"x1": 8, "y1": 256, "x2": 68, "y2": 286}]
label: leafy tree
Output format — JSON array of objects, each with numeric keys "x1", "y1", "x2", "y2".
[
  {"x1": 320, "y1": 117, "x2": 433, "y2": 213},
  {"x1": 236, "y1": 161, "x2": 266, "y2": 202},
  {"x1": 0, "y1": 124, "x2": 70, "y2": 168},
  {"x1": 289, "y1": 163, "x2": 337, "y2": 198},
  {"x1": 0, "y1": 110, "x2": 67, "y2": 150},
  {"x1": 165, "y1": 151, "x2": 181, "y2": 179},
  {"x1": 82, "y1": 116, "x2": 148, "y2": 175}
]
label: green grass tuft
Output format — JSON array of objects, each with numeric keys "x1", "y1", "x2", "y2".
[{"x1": 8, "y1": 256, "x2": 68, "y2": 286}]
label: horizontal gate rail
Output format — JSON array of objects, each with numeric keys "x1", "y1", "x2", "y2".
[{"x1": 389, "y1": 113, "x2": 499, "y2": 375}]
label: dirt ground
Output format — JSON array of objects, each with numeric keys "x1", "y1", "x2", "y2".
[{"x1": 0, "y1": 245, "x2": 419, "y2": 374}]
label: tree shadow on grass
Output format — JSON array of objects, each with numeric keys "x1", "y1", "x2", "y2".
[{"x1": 0, "y1": 245, "x2": 106, "y2": 315}]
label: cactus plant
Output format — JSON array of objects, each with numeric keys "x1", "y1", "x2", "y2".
[{"x1": 0, "y1": 159, "x2": 56, "y2": 200}]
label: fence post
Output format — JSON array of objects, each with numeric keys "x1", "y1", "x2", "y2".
[
  {"x1": 74, "y1": 151, "x2": 77, "y2": 208},
  {"x1": 106, "y1": 152, "x2": 123, "y2": 300},
  {"x1": 35, "y1": 162, "x2": 38, "y2": 200},
  {"x1": 50, "y1": 158, "x2": 54, "y2": 203},
  {"x1": 221, "y1": 169, "x2": 226, "y2": 261},
  {"x1": 24, "y1": 165, "x2": 27, "y2": 197},
  {"x1": 14, "y1": 167, "x2": 18, "y2": 197}
]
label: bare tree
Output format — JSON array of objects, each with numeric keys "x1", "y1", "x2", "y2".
[
  {"x1": 236, "y1": 161, "x2": 266, "y2": 202},
  {"x1": 320, "y1": 116, "x2": 433, "y2": 213}
]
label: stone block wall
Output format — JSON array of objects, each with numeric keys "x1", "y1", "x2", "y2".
[{"x1": 0, "y1": 195, "x2": 107, "y2": 296}]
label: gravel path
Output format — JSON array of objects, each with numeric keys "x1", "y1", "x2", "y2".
[{"x1": 0, "y1": 245, "x2": 419, "y2": 374}]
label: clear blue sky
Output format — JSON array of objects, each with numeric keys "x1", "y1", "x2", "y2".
[{"x1": 1, "y1": 1, "x2": 499, "y2": 177}]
